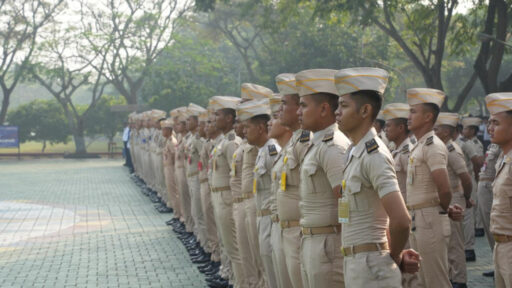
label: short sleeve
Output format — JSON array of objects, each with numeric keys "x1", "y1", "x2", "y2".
[
  {"x1": 367, "y1": 152, "x2": 400, "y2": 198},
  {"x1": 448, "y1": 151, "x2": 468, "y2": 175},
  {"x1": 321, "y1": 145, "x2": 346, "y2": 188},
  {"x1": 462, "y1": 142, "x2": 478, "y2": 160},
  {"x1": 425, "y1": 142, "x2": 448, "y2": 172}
]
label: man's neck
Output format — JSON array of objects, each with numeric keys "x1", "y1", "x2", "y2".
[
  {"x1": 313, "y1": 119, "x2": 335, "y2": 133},
  {"x1": 347, "y1": 122, "x2": 373, "y2": 145},
  {"x1": 501, "y1": 142, "x2": 512, "y2": 155},
  {"x1": 275, "y1": 131, "x2": 292, "y2": 148},
  {"x1": 393, "y1": 134, "x2": 409, "y2": 147},
  {"x1": 222, "y1": 126, "x2": 233, "y2": 134},
  {"x1": 256, "y1": 135, "x2": 270, "y2": 148},
  {"x1": 413, "y1": 124, "x2": 433, "y2": 140}
]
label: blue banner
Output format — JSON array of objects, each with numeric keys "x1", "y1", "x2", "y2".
[{"x1": 0, "y1": 126, "x2": 19, "y2": 148}]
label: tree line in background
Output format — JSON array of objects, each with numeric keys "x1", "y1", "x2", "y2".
[{"x1": 0, "y1": 0, "x2": 511, "y2": 154}]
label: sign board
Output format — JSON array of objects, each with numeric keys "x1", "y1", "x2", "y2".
[{"x1": 0, "y1": 126, "x2": 19, "y2": 148}]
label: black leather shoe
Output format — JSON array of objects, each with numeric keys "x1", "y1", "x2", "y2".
[
  {"x1": 452, "y1": 283, "x2": 467, "y2": 288},
  {"x1": 208, "y1": 279, "x2": 229, "y2": 288},
  {"x1": 475, "y1": 228, "x2": 485, "y2": 237},
  {"x1": 201, "y1": 265, "x2": 219, "y2": 275},
  {"x1": 205, "y1": 274, "x2": 223, "y2": 283},
  {"x1": 482, "y1": 270, "x2": 494, "y2": 277},
  {"x1": 198, "y1": 262, "x2": 212, "y2": 270},
  {"x1": 465, "y1": 249, "x2": 476, "y2": 262}
]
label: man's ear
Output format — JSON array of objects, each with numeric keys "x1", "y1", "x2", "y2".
[{"x1": 360, "y1": 103, "x2": 372, "y2": 120}]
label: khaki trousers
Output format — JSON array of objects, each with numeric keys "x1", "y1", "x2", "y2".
[
  {"x1": 463, "y1": 178, "x2": 478, "y2": 250},
  {"x1": 344, "y1": 251, "x2": 401, "y2": 287},
  {"x1": 212, "y1": 190, "x2": 244, "y2": 287},
  {"x1": 300, "y1": 233, "x2": 344, "y2": 288},
  {"x1": 494, "y1": 241, "x2": 512, "y2": 288},
  {"x1": 271, "y1": 222, "x2": 292, "y2": 288},
  {"x1": 257, "y1": 215, "x2": 277, "y2": 288},
  {"x1": 200, "y1": 180, "x2": 220, "y2": 261},
  {"x1": 477, "y1": 181, "x2": 495, "y2": 250},
  {"x1": 448, "y1": 192, "x2": 467, "y2": 283},
  {"x1": 233, "y1": 201, "x2": 261, "y2": 287},
  {"x1": 164, "y1": 166, "x2": 181, "y2": 218},
  {"x1": 176, "y1": 166, "x2": 193, "y2": 232},
  {"x1": 409, "y1": 207, "x2": 451, "y2": 288},
  {"x1": 188, "y1": 175, "x2": 206, "y2": 247},
  {"x1": 281, "y1": 226, "x2": 304, "y2": 288},
  {"x1": 245, "y1": 199, "x2": 265, "y2": 287}
]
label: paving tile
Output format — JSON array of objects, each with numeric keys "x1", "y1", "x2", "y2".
[{"x1": 0, "y1": 159, "x2": 206, "y2": 288}]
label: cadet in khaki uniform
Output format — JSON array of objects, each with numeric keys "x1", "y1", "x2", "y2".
[
  {"x1": 406, "y1": 88, "x2": 452, "y2": 287},
  {"x1": 459, "y1": 117, "x2": 485, "y2": 262},
  {"x1": 275, "y1": 73, "x2": 309, "y2": 288},
  {"x1": 238, "y1": 89, "x2": 267, "y2": 287},
  {"x1": 335, "y1": 68, "x2": 411, "y2": 287},
  {"x1": 382, "y1": 103, "x2": 420, "y2": 288},
  {"x1": 434, "y1": 113, "x2": 473, "y2": 287},
  {"x1": 235, "y1": 83, "x2": 273, "y2": 288},
  {"x1": 175, "y1": 108, "x2": 194, "y2": 232},
  {"x1": 268, "y1": 93, "x2": 294, "y2": 288},
  {"x1": 485, "y1": 93, "x2": 512, "y2": 288},
  {"x1": 478, "y1": 143, "x2": 501, "y2": 255},
  {"x1": 185, "y1": 103, "x2": 207, "y2": 251},
  {"x1": 240, "y1": 98, "x2": 280, "y2": 288},
  {"x1": 209, "y1": 96, "x2": 244, "y2": 287},
  {"x1": 161, "y1": 118, "x2": 180, "y2": 218},
  {"x1": 296, "y1": 69, "x2": 350, "y2": 287},
  {"x1": 382, "y1": 103, "x2": 411, "y2": 202},
  {"x1": 199, "y1": 110, "x2": 221, "y2": 264}
]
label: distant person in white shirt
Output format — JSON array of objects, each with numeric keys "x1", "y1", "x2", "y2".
[{"x1": 122, "y1": 122, "x2": 133, "y2": 171}]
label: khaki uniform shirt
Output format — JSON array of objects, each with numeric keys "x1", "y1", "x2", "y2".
[
  {"x1": 300, "y1": 123, "x2": 351, "y2": 228},
  {"x1": 175, "y1": 133, "x2": 189, "y2": 170},
  {"x1": 208, "y1": 134, "x2": 224, "y2": 184},
  {"x1": 254, "y1": 139, "x2": 280, "y2": 212},
  {"x1": 446, "y1": 140, "x2": 468, "y2": 194},
  {"x1": 406, "y1": 131, "x2": 448, "y2": 206},
  {"x1": 457, "y1": 136, "x2": 483, "y2": 177},
  {"x1": 392, "y1": 138, "x2": 411, "y2": 202},
  {"x1": 341, "y1": 128, "x2": 400, "y2": 246},
  {"x1": 199, "y1": 138, "x2": 212, "y2": 183},
  {"x1": 479, "y1": 144, "x2": 501, "y2": 181},
  {"x1": 185, "y1": 132, "x2": 203, "y2": 176},
  {"x1": 490, "y1": 150, "x2": 512, "y2": 236},
  {"x1": 276, "y1": 129, "x2": 312, "y2": 221},
  {"x1": 230, "y1": 140, "x2": 245, "y2": 198},
  {"x1": 241, "y1": 144, "x2": 259, "y2": 196},
  {"x1": 211, "y1": 130, "x2": 242, "y2": 191},
  {"x1": 163, "y1": 136, "x2": 177, "y2": 168}
]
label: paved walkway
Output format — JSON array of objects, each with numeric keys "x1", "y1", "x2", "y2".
[
  {"x1": 0, "y1": 159, "x2": 205, "y2": 287},
  {"x1": 0, "y1": 159, "x2": 496, "y2": 287}
]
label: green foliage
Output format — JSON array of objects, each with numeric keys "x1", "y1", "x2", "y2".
[
  {"x1": 84, "y1": 95, "x2": 127, "y2": 140},
  {"x1": 6, "y1": 99, "x2": 70, "y2": 145}
]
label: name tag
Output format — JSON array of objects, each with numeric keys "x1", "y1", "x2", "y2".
[{"x1": 338, "y1": 197, "x2": 349, "y2": 223}]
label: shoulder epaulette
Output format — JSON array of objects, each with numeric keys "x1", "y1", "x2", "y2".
[
  {"x1": 460, "y1": 137, "x2": 467, "y2": 142},
  {"x1": 365, "y1": 138, "x2": 379, "y2": 154},
  {"x1": 410, "y1": 137, "x2": 417, "y2": 144},
  {"x1": 299, "y1": 130, "x2": 310, "y2": 143},
  {"x1": 322, "y1": 132, "x2": 334, "y2": 142},
  {"x1": 268, "y1": 144, "x2": 278, "y2": 156},
  {"x1": 447, "y1": 144, "x2": 455, "y2": 152},
  {"x1": 473, "y1": 139, "x2": 478, "y2": 144},
  {"x1": 426, "y1": 136, "x2": 434, "y2": 146},
  {"x1": 401, "y1": 144, "x2": 409, "y2": 153},
  {"x1": 228, "y1": 133, "x2": 235, "y2": 141}
]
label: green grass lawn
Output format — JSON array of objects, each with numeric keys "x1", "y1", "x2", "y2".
[{"x1": 0, "y1": 140, "x2": 123, "y2": 154}]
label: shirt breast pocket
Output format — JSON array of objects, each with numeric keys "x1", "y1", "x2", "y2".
[
  {"x1": 256, "y1": 165, "x2": 270, "y2": 190},
  {"x1": 303, "y1": 164, "x2": 318, "y2": 193},
  {"x1": 346, "y1": 180, "x2": 368, "y2": 211},
  {"x1": 286, "y1": 155, "x2": 300, "y2": 186}
]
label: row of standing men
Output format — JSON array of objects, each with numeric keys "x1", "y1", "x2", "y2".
[{"x1": 127, "y1": 67, "x2": 512, "y2": 288}]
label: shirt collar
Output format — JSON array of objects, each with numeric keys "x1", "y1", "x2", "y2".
[
  {"x1": 312, "y1": 123, "x2": 338, "y2": 145},
  {"x1": 351, "y1": 127, "x2": 378, "y2": 159}
]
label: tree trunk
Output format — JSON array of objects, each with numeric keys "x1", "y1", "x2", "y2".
[
  {"x1": 42, "y1": 140, "x2": 46, "y2": 153},
  {"x1": 0, "y1": 91, "x2": 10, "y2": 125},
  {"x1": 72, "y1": 120, "x2": 87, "y2": 154}
]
